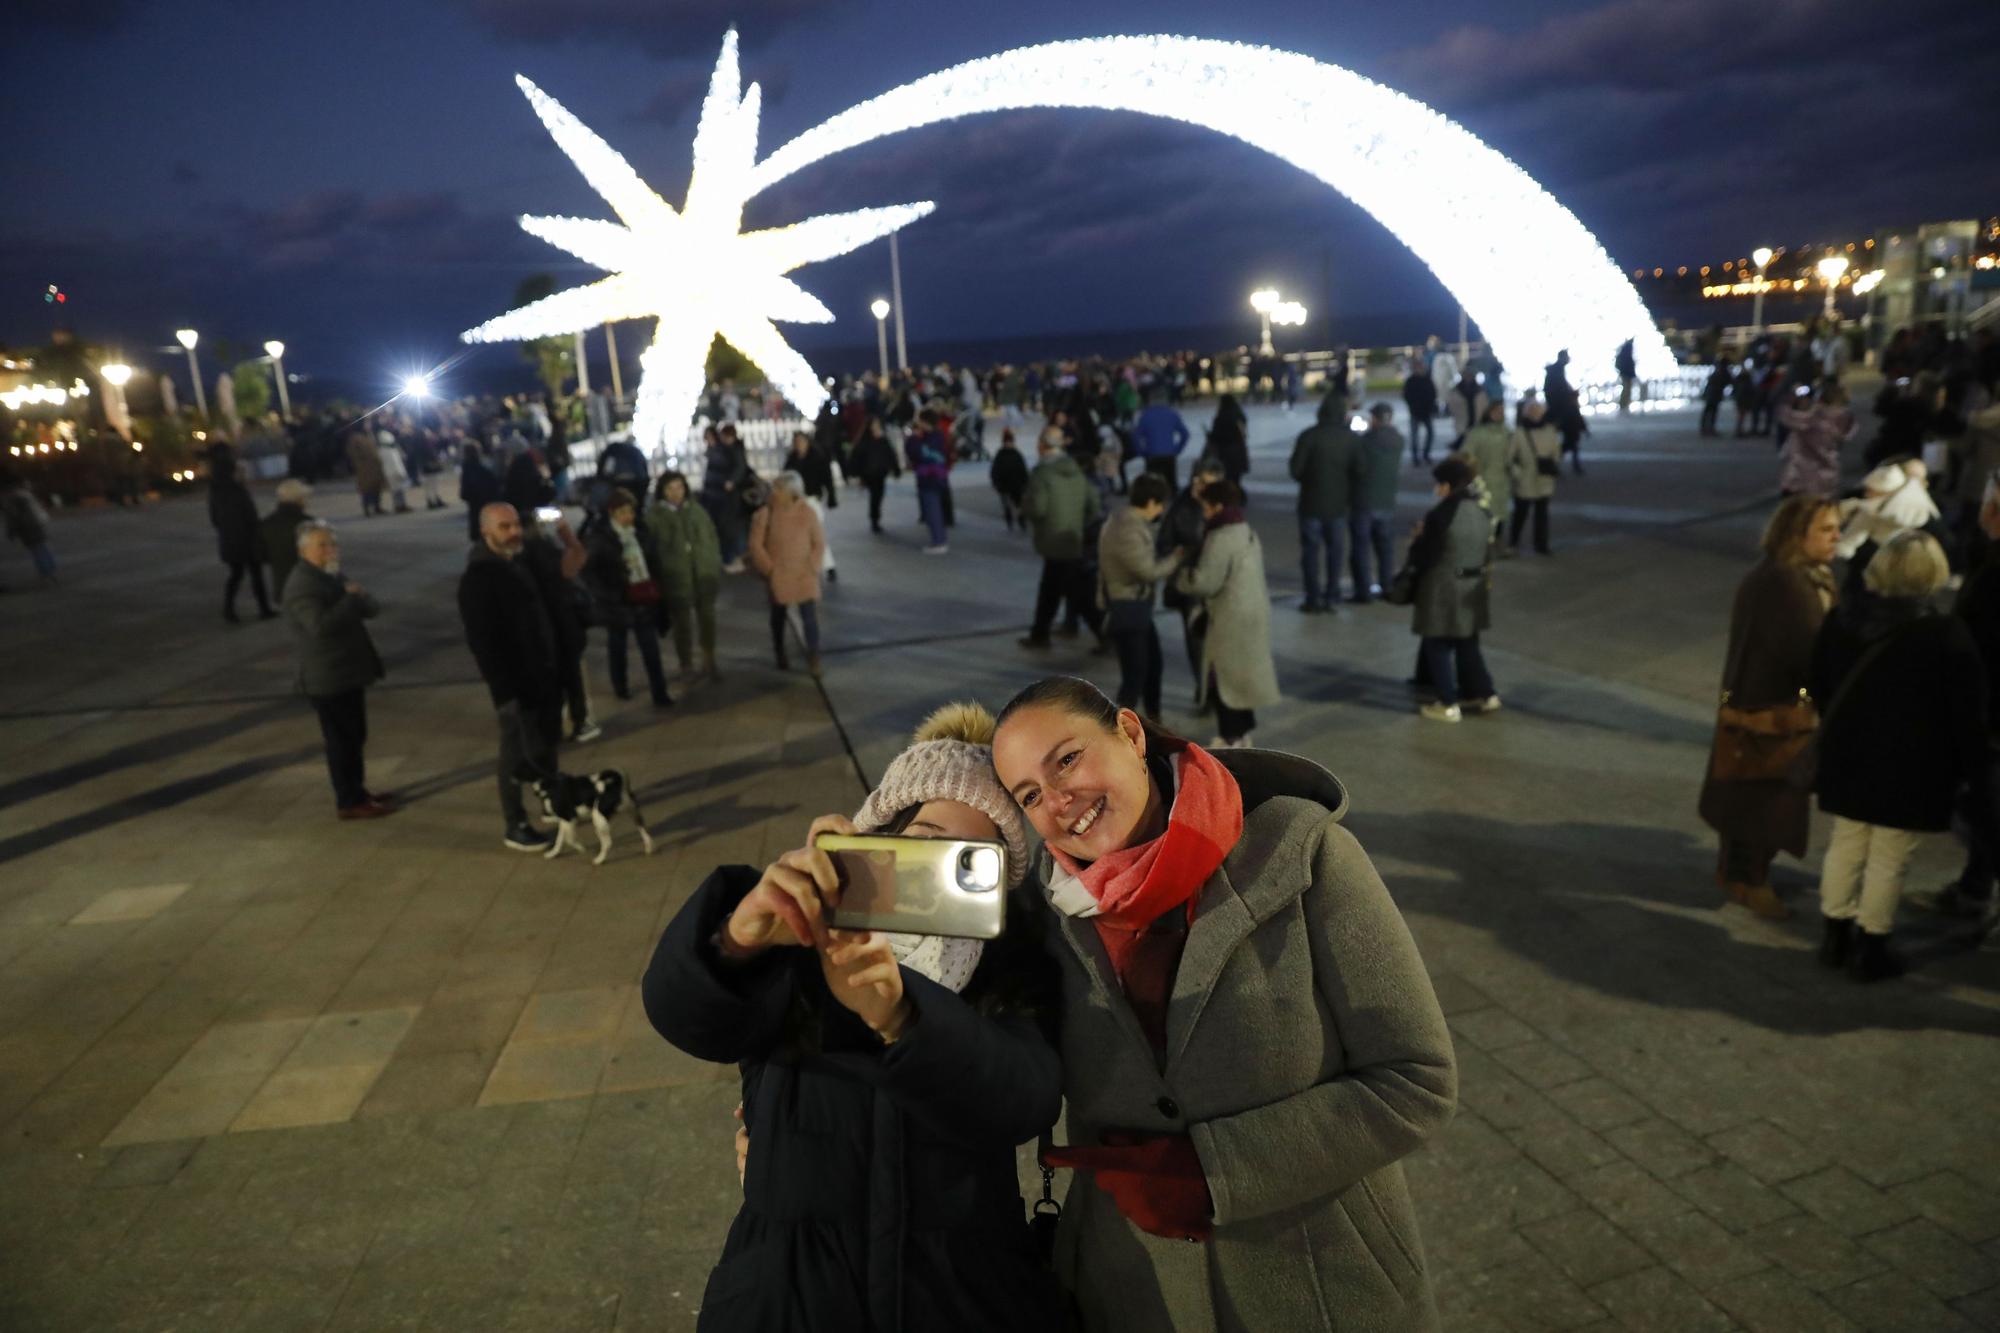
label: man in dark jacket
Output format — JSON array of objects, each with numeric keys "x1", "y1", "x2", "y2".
[
  {"x1": 1402, "y1": 364, "x2": 1438, "y2": 464},
  {"x1": 458, "y1": 503, "x2": 564, "y2": 852},
  {"x1": 284, "y1": 520, "x2": 393, "y2": 820},
  {"x1": 261, "y1": 479, "x2": 316, "y2": 599},
  {"x1": 1350, "y1": 404, "x2": 1405, "y2": 603},
  {"x1": 1287, "y1": 392, "x2": 1361, "y2": 614},
  {"x1": 209, "y1": 460, "x2": 274, "y2": 623}
]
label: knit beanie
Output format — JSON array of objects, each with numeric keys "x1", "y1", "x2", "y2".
[{"x1": 853, "y1": 702, "x2": 1030, "y2": 889}]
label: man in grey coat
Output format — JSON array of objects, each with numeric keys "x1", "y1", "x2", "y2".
[
  {"x1": 1289, "y1": 391, "x2": 1362, "y2": 613},
  {"x1": 283, "y1": 520, "x2": 394, "y2": 818},
  {"x1": 1021, "y1": 432, "x2": 1106, "y2": 650}
]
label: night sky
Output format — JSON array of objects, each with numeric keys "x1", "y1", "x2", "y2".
[{"x1": 7, "y1": 0, "x2": 1995, "y2": 394}]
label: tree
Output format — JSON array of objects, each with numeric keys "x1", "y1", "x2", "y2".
[
  {"x1": 514, "y1": 275, "x2": 575, "y2": 398},
  {"x1": 705, "y1": 334, "x2": 761, "y2": 387},
  {"x1": 231, "y1": 359, "x2": 271, "y2": 423}
]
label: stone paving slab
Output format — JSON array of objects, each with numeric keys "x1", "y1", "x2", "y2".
[{"x1": 1, "y1": 399, "x2": 1995, "y2": 1329}]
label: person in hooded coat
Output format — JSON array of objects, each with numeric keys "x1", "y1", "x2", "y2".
[
  {"x1": 644, "y1": 703, "x2": 1066, "y2": 1333},
  {"x1": 346, "y1": 430, "x2": 386, "y2": 516},
  {"x1": 1173, "y1": 479, "x2": 1280, "y2": 747},
  {"x1": 1406, "y1": 457, "x2": 1497, "y2": 721},
  {"x1": 1204, "y1": 394, "x2": 1250, "y2": 484},
  {"x1": 991, "y1": 679, "x2": 1455, "y2": 1333},
  {"x1": 1776, "y1": 383, "x2": 1858, "y2": 498}
]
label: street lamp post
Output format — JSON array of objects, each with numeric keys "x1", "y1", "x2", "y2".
[
  {"x1": 176, "y1": 328, "x2": 208, "y2": 420},
  {"x1": 1816, "y1": 255, "x2": 1850, "y2": 319},
  {"x1": 263, "y1": 341, "x2": 291, "y2": 419},
  {"x1": 1249, "y1": 288, "x2": 1279, "y2": 356},
  {"x1": 605, "y1": 322, "x2": 623, "y2": 405},
  {"x1": 889, "y1": 233, "x2": 908, "y2": 371},
  {"x1": 1750, "y1": 246, "x2": 1774, "y2": 335},
  {"x1": 101, "y1": 362, "x2": 133, "y2": 439},
  {"x1": 870, "y1": 298, "x2": 892, "y2": 378}
]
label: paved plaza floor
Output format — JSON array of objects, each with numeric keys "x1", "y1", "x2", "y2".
[{"x1": 1, "y1": 395, "x2": 1995, "y2": 1331}]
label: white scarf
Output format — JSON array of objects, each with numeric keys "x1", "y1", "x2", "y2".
[{"x1": 883, "y1": 931, "x2": 982, "y2": 993}]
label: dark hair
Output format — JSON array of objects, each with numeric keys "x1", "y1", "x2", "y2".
[
  {"x1": 653, "y1": 468, "x2": 688, "y2": 498},
  {"x1": 1191, "y1": 456, "x2": 1228, "y2": 480},
  {"x1": 995, "y1": 675, "x2": 1188, "y2": 759},
  {"x1": 1433, "y1": 456, "x2": 1476, "y2": 489},
  {"x1": 1202, "y1": 478, "x2": 1245, "y2": 508},
  {"x1": 1129, "y1": 473, "x2": 1171, "y2": 508},
  {"x1": 607, "y1": 487, "x2": 638, "y2": 514}
]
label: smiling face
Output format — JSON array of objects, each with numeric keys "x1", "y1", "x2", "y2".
[{"x1": 992, "y1": 704, "x2": 1159, "y2": 862}]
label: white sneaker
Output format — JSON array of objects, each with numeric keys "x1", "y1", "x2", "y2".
[
  {"x1": 1467, "y1": 695, "x2": 1502, "y2": 715},
  {"x1": 1419, "y1": 702, "x2": 1463, "y2": 722},
  {"x1": 923, "y1": 544, "x2": 949, "y2": 555},
  {"x1": 722, "y1": 559, "x2": 747, "y2": 574},
  {"x1": 571, "y1": 721, "x2": 603, "y2": 742}
]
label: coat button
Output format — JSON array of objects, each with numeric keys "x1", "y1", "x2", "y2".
[{"x1": 1156, "y1": 1095, "x2": 1179, "y2": 1119}]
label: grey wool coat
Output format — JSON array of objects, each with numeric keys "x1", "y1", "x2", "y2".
[
  {"x1": 1408, "y1": 492, "x2": 1493, "y2": 640},
  {"x1": 1175, "y1": 519, "x2": 1281, "y2": 710},
  {"x1": 282, "y1": 560, "x2": 384, "y2": 698},
  {"x1": 1046, "y1": 749, "x2": 1456, "y2": 1333}
]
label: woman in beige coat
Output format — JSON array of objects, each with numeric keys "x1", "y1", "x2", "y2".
[
  {"x1": 748, "y1": 471, "x2": 826, "y2": 676},
  {"x1": 1173, "y1": 479, "x2": 1280, "y2": 747},
  {"x1": 992, "y1": 677, "x2": 1455, "y2": 1333}
]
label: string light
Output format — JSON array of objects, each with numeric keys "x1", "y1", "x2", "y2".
[
  {"x1": 461, "y1": 33, "x2": 935, "y2": 452},
  {"x1": 743, "y1": 32, "x2": 1674, "y2": 383}
]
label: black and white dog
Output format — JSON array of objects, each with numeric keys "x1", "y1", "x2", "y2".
[{"x1": 526, "y1": 767, "x2": 654, "y2": 865}]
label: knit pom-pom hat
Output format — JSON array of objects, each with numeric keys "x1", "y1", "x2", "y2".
[{"x1": 852, "y1": 702, "x2": 1030, "y2": 888}]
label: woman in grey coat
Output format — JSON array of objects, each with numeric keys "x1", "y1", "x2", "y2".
[
  {"x1": 992, "y1": 678, "x2": 1456, "y2": 1333},
  {"x1": 1173, "y1": 480, "x2": 1280, "y2": 747},
  {"x1": 1408, "y1": 456, "x2": 1498, "y2": 722}
]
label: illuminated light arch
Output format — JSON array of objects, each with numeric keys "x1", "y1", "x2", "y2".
[
  {"x1": 465, "y1": 32, "x2": 1676, "y2": 451},
  {"x1": 747, "y1": 34, "x2": 1676, "y2": 388}
]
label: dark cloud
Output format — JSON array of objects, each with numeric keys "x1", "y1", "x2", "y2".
[{"x1": 447, "y1": 0, "x2": 845, "y2": 60}]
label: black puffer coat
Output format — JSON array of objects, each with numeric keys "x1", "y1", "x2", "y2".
[
  {"x1": 643, "y1": 868, "x2": 1067, "y2": 1333},
  {"x1": 208, "y1": 473, "x2": 263, "y2": 565},
  {"x1": 1810, "y1": 593, "x2": 1988, "y2": 832}
]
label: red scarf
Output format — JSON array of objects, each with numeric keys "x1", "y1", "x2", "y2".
[{"x1": 1050, "y1": 741, "x2": 1245, "y2": 979}]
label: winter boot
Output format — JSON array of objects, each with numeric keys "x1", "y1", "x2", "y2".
[
  {"x1": 1847, "y1": 930, "x2": 1905, "y2": 983},
  {"x1": 1816, "y1": 917, "x2": 1855, "y2": 969}
]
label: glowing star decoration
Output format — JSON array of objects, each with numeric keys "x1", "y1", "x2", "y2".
[
  {"x1": 461, "y1": 32, "x2": 935, "y2": 451},
  {"x1": 743, "y1": 34, "x2": 1677, "y2": 387}
]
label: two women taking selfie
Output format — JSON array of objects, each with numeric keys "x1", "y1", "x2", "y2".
[{"x1": 646, "y1": 682, "x2": 1457, "y2": 1331}]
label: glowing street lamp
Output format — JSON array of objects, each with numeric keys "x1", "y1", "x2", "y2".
[
  {"x1": 869, "y1": 298, "x2": 892, "y2": 377},
  {"x1": 263, "y1": 341, "x2": 292, "y2": 419},
  {"x1": 176, "y1": 328, "x2": 209, "y2": 420},
  {"x1": 1816, "y1": 254, "x2": 1850, "y2": 318},
  {"x1": 1750, "y1": 247, "x2": 1775, "y2": 334},
  {"x1": 402, "y1": 372, "x2": 432, "y2": 400},
  {"x1": 1249, "y1": 288, "x2": 1280, "y2": 355},
  {"x1": 100, "y1": 362, "x2": 134, "y2": 439}
]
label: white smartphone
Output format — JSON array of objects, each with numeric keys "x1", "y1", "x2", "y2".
[
  {"x1": 817, "y1": 834, "x2": 1007, "y2": 940},
  {"x1": 534, "y1": 506, "x2": 563, "y2": 524}
]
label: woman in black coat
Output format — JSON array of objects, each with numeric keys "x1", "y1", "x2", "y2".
[
  {"x1": 208, "y1": 460, "x2": 273, "y2": 622},
  {"x1": 849, "y1": 417, "x2": 901, "y2": 534},
  {"x1": 582, "y1": 488, "x2": 671, "y2": 707},
  {"x1": 1205, "y1": 394, "x2": 1250, "y2": 483},
  {"x1": 643, "y1": 704, "x2": 1065, "y2": 1333},
  {"x1": 1810, "y1": 531, "x2": 1989, "y2": 980}
]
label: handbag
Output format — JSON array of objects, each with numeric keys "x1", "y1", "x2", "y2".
[
  {"x1": 1535, "y1": 456, "x2": 1560, "y2": 477},
  {"x1": 1103, "y1": 596, "x2": 1153, "y2": 634},
  {"x1": 1708, "y1": 623, "x2": 1901, "y2": 784},
  {"x1": 625, "y1": 577, "x2": 660, "y2": 606},
  {"x1": 1383, "y1": 561, "x2": 1418, "y2": 605}
]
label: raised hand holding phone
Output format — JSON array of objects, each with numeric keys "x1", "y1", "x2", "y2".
[
  {"x1": 721, "y1": 815, "x2": 855, "y2": 955},
  {"x1": 818, "y1": 929, "x2": 912, "y2": 1041}
]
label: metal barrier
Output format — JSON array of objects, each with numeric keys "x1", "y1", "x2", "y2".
[{"x1": 565, "y1": 416, "x2": 809, "y2": 488}]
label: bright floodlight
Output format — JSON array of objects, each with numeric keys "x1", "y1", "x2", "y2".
[
  {"x1": 1271, "y1": 300, "x2": 1309, "y2": 326},
  {"x1": 870, "y1": 298, "x2": 891, "y2": 321},
  {"x1": 175, "y1": 328, "x2": 198, "y2": 350},
  {"x1": 461, "y1": 33, "x2": 936, "y2": 452},
  {"x1": 264, "y1": 340, "x2": 285, "y2": 360},
  {"x1": 742, "y1": 32, "x2": 1677, "y2": 384},
  {"x1": 1816, "y1": 255, "x2": 1850, "y2": 284},
  {"x1": 1752, "y1": 247, "x2": 1774, "y2": 270},
  {"x1": 101, "y1": 363, "x2": 133, "y2": 387},
  {"x1": 402, "y1": 373, "x2": 432, "y2": 399},
  {"x1": 1852, "y1": 270, "x2": 1885, "y2": 296},
  {"x1": 1248, "y1": 288, "x2": 1279, "y2": 314}
]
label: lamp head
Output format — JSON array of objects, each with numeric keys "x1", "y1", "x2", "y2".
[
  {"x1": 1272, "y1": 300, "x2": 1309, "y2": 327},
  {"x1": 264, "y1": 340, "x2": 285, "y2": 360},
  {"x1": 402, "y1": 373, "x2": 431, "y2": 400},
  {"x1": 870, "y1": 298, "x2": 891, "y2": 321},
  {"x1": 1249, "y1": 288, "x2": 1279, "y2": 314},
  {"x1": 175, "y1": 328, "x2": 198, "y2": 350},
  {"x1": 1752, "y1": 246, "x2": 1774, "y2": 270},
  {"x1": 101, "y1": 363, "x2": 132, "y2": 387},
  {"x1": 1817, "y1": 255, "x2": 1850, "y2": 283}
]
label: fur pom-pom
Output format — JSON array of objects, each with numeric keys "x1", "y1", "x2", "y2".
[{"x1": 913, "y1": 701, "x2": 996, "y2": 748}]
